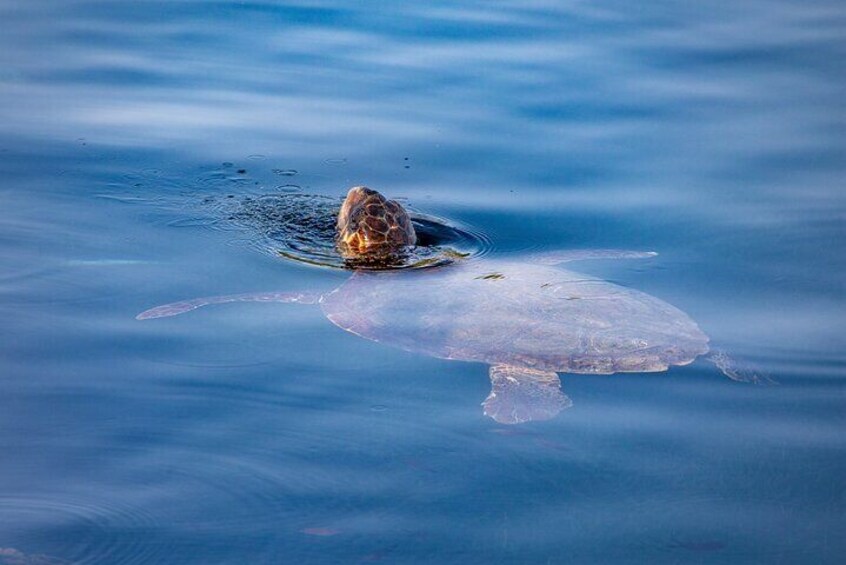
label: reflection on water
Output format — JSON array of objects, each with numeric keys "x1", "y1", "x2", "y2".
[{"x1": 0, "y1": 0, "x2": 844, "y2": 563}]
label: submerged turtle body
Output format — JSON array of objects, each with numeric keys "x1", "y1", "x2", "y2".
[
  {"x1": 317, "y1": 253, "x2": 713, "y2": 424},
  {"x1": 321, "y1": 258, "x2": 709, "y2": 375},
  {"x1": 138, "y1": 249, "x2": 726, "y2": 425}
]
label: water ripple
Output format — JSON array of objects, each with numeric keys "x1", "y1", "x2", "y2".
[
  {"x1": 0, "y1": 495, "x2": 163, "y2": 565},
  {"x1": 204, "y1": 191, "x2": 493, "y2": 271}
]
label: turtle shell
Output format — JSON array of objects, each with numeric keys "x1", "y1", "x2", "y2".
[{"x1": 320, "y1": 259, "x2": 709, "y2": 374}]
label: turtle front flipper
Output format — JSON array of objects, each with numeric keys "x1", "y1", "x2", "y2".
[
  {"x1": 136, "y1": 291, "x2": 320, "y2": 320},
  {"x1": 482, "y1": 365, "x2": 572, "y2": 424},
  {"x1": 529, "y1": 249, "x2": 657, "y2": 265}
]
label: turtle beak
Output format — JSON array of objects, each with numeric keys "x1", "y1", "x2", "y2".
[{"x1": 337, "y1": 186, "x2": 373, "y2": 256}]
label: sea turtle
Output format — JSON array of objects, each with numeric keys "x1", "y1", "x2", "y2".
[{"x1": 138, "y1": 187, "x2": 759, "y2": 424}]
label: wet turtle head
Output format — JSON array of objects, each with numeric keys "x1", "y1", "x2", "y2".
[{"x1": 336, "y1": 186, "x2": 417, "y2": 262}]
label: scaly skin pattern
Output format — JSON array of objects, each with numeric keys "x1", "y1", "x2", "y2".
[{"x1": 336, "y1": 186, "x2": 416, "y2": 258}]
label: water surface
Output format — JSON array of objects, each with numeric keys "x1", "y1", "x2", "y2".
[{"x1": 1, "y1": 1, "x2": 844, "y2": 563}]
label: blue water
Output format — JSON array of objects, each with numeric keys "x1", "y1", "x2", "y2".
[{"x1": 1, "y1": 1, "x2": 844, "y2": 563}]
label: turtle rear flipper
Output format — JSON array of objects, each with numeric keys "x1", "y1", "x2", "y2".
[
  {"x1": 136, "y1": 291, "x2": 320, "y2": 320},
  {"x1": 482, "y1": 365, "x2": 572, "y2": 424},
  {"x1": 706, "y1": 349, "x2": 774, "y2": 385}
]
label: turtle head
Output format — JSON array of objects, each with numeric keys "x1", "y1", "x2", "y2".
[{"x1": 336, "y1": 186, "x2": 417, "y2": 260}]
